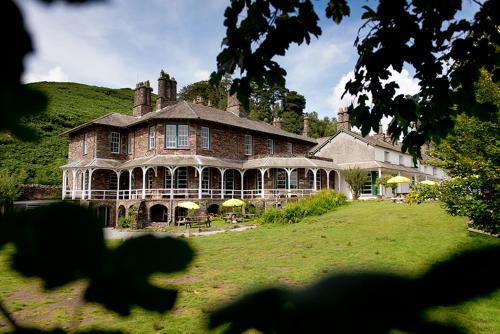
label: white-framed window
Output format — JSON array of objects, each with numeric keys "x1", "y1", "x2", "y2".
[
  {"x1": 111, "y1": 132, "x2": 120, "y2": 154},
  {"x1": 109, "y1": 173, "x2": 118, "y2": 190},
  {"x1": 165, "y1": 124, "x2": 189, "y2": 148},
  {"x1": 146, "y1": 169, "x2": 154, "y2": 189},
  {"x1": 176, "y1": 167, "x2": 188, "y2": 188},
  {"x1": 148, "y1": 125, "x2": 156, "y2": 150},
  {"x1": 127, "y1": 133, "x2": 133, "y2": 154},
  {"x1": 290, "y1": 170, "x2": 298, "y2": 189},
  {"x1": 178, "y1": 125, "x2": 189, "y2": 148},
  {"x1": 244, "y1": 135, "x2": 253, "y2": 155},
  {"x1": 274, "y1": 169, "x2": 287, "y2": 189},
  {"x1": 83, "y1": 131, "x2": 88, "y2": 155},
  {"x1": 384, "y1": 151, "x2": 390, "y2": 162},
  {"x1": 165, "y1": 125, "x2": 177, "y2": 148},
  {"x1": 225, "y1": 170, "x2": 235, "y2": 190},
  {"x1": 267, "y1": 139, "x2": 275, "y2": 154},
  {"x1": 399, "y1": 155, "x2": 404, "y2": 165},
  {"x1": 202, "y1": 169, "x2": 210, "y2": 191},
  {"x1": 201, "y1": 126, "x2": 211, "y2": 150},
  {"x1": 164, "y1": 168, "x2": 172, "y2": 189},
  {"x1": 287, "y1": 142, "x2": 293, "y2": 154},
  {"x1": 433, "y1": 167, "x2": 437, "y2": 176}
]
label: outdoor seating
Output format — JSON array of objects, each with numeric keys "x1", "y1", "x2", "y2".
[
  {"x1": 183, "y1": 214, "x2": 211, "y2": 229},
  {"x1": 224, "y1": 213, "x2": 243, "y2": 224}
]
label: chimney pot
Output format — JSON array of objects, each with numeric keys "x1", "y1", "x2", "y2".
[
  {"x1": 156, "y1": 70, "x2": 177, "y2": 111},
  {"x1": 133, "y1": 81, "x2": 153, "y2": 117},
  {"x1": 272, "y1": 117, "x2": 283, "y2": 130}
]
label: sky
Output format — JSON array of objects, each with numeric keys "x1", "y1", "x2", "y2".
[{"x1": 19, "y1": 0, "x2": 479, "y2": 121}]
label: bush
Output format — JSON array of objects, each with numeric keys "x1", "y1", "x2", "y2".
[
  {"x1": 405, "y1": 183, "x2": 440, "y2": 205},
  {"x1": 118, "y1": 216, "x2": 132, "y2": 229},
  {"x1": 260, "y1": 190, "x2": 347, "y2": 224},
  {"x1": 119, "y1": 206, "x2": 138, "y2": 229},
  {"x1": 344, "y1": 168, "x2": 366, "y2": 200},
  {"x1": 0, "y1": 170, "x2": 21, "y2": 214}
]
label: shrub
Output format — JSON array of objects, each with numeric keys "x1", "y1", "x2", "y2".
[
  {"x1": 375, "y1": 175, "x2": 397, "y2": 196},
  {"x1": 119, "y1": 206, "x2": 138, "y2": 229},
  {"x1": 344, "y1": 168, "x2": 366, "y2": 200},
  {"x1": 405, "y1": 183, "x2": 440, "y2": 205},
  {"x1": 0, "y1": 170, "x2": 21, "y2": 215},
  {"x1": 118, "y1": 216, "x2": 132, "y2": 229},
  {"x1": 260, "y1": 190, "x2": 347, "y2": 224}
]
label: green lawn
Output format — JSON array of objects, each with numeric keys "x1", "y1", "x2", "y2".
[{"x1": 0, "y1": 201, "x2": 499, "y2": 333}]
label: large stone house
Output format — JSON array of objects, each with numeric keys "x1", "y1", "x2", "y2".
[{"x1": 61, "y1": 71, "x2": 445, "y2": 226}]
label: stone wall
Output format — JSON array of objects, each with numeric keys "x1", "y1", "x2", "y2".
[{"x1": 19, "y1": 184, "x2": 62, "y2": 201}]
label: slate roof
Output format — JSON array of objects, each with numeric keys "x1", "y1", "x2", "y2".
[
  {"x1": 310, "y1": 129, "x2": 404, "y2": 154},
  {"x1": 62, "y1": 155, "x2": 340, "y2": 171},
  {"x1": 62, "y1": 101, "x2": 316, "y2": 143}
]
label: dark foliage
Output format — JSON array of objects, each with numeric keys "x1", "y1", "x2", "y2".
[
  {"x1": 209, "y1": 246, "x2": 500, "y2": 333},
  {"x1": 212, "y1": 0, "x2": 499, "y2": 160}
]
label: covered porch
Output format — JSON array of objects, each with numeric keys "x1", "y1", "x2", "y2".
[{"x1": 61, "y1": 155, "x2": 341, "y2": 201}]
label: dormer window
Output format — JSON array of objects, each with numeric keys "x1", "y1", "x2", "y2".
[
  {"x1": 148, "y1": 125, "x2": 156, "y2": 150},
  {"x1": 399, "y1": 155, "x2": 404, "y2": 165},
  {"x1": 267, "y1": 139, "x2": 275, "y2": 154},
  {"x1": 384, "y1": 151, "x2": 390, "y2": 162},
  {"x1": 287, "y1": 142, "x2": 293, "y2": 154},
  {"x1": 244, "y1": 135, "x2": 253, "y2": 155},
  {"x1": 111, "y1": 132, "x2": 120, "y2": 154}
]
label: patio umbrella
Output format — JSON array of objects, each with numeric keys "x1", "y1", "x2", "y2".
[
  {"x1": 420, "y1": 180, "x2": 438, "y2": 186},
  {"x1": 222, "y1": 199, "x2": 245, "y2": 207},
  {"x1": 387, "y1": 176, "x2": 411, "y2": 184},
  {"x1": 177, "y1": 201, "x2": 200, "y2": 210}
]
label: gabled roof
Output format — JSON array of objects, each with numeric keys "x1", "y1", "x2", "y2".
[
  {"x1": 60, "y1": 113, "x2": 137, "y2": 135},
  {"x1": 310, "y1": 129, "x2": 404, "y2": 154},
  {"x1": 128, "y1": 101, "x2": 316, "y2": 143},
  {"x1": 62, "y1": 101, "x2": 317, "y2": 143}
]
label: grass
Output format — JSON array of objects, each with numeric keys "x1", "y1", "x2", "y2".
[
  {"x1": 0, "y1": 82, "x2": 137, "y2": 185},
  {"x1": 0, "y1": 201, "x2": 499, "y2": 333}
]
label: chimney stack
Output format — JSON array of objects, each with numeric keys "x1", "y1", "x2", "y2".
[
  {"x1": 156, "y1": 70, "x2": 177, "y2": 111},
  {"x1": 272, "y1": 117, "x2": 283, "y2": 130},
  {"x1": 337, "y1": 107, "x2": 351, "y2": 131},
  {"x1": 133, "y1": 81, "x2": 153, "y2": 117},
  {"x1": 226, "y1": 93, "x2": 246, "y2": 117},
  {"x1": 302, "y1": 113, "x2": 310, "y2": 137},
  {"x1": 373, "y1": 122, "x2": 385, "y2": 141}
]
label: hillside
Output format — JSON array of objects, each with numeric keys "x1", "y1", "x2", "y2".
[{"x1": 0, "y1": 82, "x2": 138, "y2": 185}]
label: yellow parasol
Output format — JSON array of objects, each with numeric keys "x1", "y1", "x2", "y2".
[
  {"x1": 222, "y1": 199, "x2": 245, "y2": 207},
  {"x1": 420, "y1": 180, "x2": 437, "y2": 186},
  {"x1": 387, "y1": 176, "x2": 411, "y2": 184},
  {"x1": 177, "y1": 201, "x2": 200, "y2": 210}
]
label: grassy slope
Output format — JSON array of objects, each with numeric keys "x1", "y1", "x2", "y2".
[
  {"x1": 0, "y1": 82, "x2": 135, "y2": 184},
  {"x1": 0, "y1": 201, "x2": 499, "y2": 333}
]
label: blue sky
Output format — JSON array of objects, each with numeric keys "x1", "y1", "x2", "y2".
[{"x1": 19, "y1": 0, "x2": 479, "y2": 120}]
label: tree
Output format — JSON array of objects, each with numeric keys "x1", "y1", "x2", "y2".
[
  {"x1": 178, "y1": 80, "x2": 229, "y2": 110},
  {"x1": 343, "y1": 167, "x2": 366, "y2": 200},
  {"x1": 281, "y1": 90, "x2": 306, "y2": 134},
  {"x1": 0, "y1": 171, "x2": 21, "y2": 215},
  {"x1": 308, "y1": 112, "x2": 337, "y2": 138},
  {"x1": 375, "y1": 175, "x2": 397, "y2": 197},
  {"x1": 211, "y1": 0, "x2": 499, "y2": 159}
]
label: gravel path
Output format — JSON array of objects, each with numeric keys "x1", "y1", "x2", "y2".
[{"x1": 104, "y1": 225, "x2": 257, "y2": 240}]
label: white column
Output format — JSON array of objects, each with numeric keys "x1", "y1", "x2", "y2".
[
  {"x1": 142, "y1": 167, "x2": 147, "y2": 199},
  {"x1": 71, "y1": 169, "x2": 77, "y2": 200},
  {"x1": 259, "y1": 168, "x2": 267, "y2": 199},
  {"x1": 378, "y1": 168, "x2": 383, "y2": 196},
  {"x1": 397, "y1": 171, "x2": 401, "y2": 194},
  {"x1": 87, "y1": 169, "x2": 93, "y2": 200},
  {"x1": 312, "y1": 168, "x2": 318, "y2": 192},
  {"x1": 62, "y1": 170, "x2": 67, "y2": 199},
  {"x1": 82, "y1": 170, "x2": 87, "y2": 200},
  {"x1": 196, "y1": 166, "x2": 204, "y2": 199},
  {"x1": 239, "y1": 170, "x2": 245, "y2": 199},
  {"x1": 169, "y1": 166, "x2": 177, "y2": 199},
  {"x1": 219, "y1": 168, "x2": 226, "y2": 199},
  {"x1": 285, "y1": 168, "x2": 293, "y2": 197},
  {"x1": 116, "y1": 171, "x2": 121, "y2": 200},
  {"x1": 128, "y1": 169, "x2": 133, "y2": 199}
]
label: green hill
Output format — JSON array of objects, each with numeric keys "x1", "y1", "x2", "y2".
[{"x1": 0, "y1": 82, "x2": 138, "y2": 185}]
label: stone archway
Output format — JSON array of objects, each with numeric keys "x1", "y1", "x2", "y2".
[
  {"x1": 150, "y1": 204, "x2": 169, "y2": 223},
  {"x1": 207, "y1": 203, "x2": 220, "y2": 215},
  {"x1": 175, "y1": 206, "x2": 188, "y2": 223},
  {"x1": 118, "y1": 205, "x2": 126, "y2": 219}
]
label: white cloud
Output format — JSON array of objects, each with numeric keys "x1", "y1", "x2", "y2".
[
  {"x1": 24, "y1": 66, "x2": 69, "y2": 83},
  {"x1": 328, "y1": 68, "x2": 420, "y2": 117},
  {"x1": 192, "y1": 69, "x2": 210, "y2": 82}
]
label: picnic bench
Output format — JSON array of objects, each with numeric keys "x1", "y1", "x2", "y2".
[
  {"x1": 224, "y1": 213, "x2": 243, "y2": 224},
  {"x1": 178, "y1": 215, "x2": 211, "y2": 229}
]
